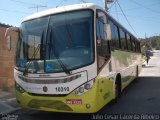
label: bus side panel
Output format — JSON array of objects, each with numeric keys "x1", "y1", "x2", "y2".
[
  {"x1": 96, "y1": 59, "x2": 115, "y2": 110},
  {"x1": 96, "y1": 76, "x2": 114, "y2": 109},
  {"x1": 112, "y1": 50, "x2": 142, "y2": 90}
]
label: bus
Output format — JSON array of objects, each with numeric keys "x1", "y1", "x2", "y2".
[{"x1": 6, "y1": 3, "x2": 142, "y2": 113}]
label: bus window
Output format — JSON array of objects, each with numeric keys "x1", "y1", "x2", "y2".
[
  {"x1": 126, "y1": 34, "x2": 132, "y2": 51},
  {"x1": 134, "y1": 39, "x2": 138, "y2": 52},
  {"x1": 125, "y1": 32, "x2": 128, "y2": 50},
  {"x1": 108, "y1": 20, "x2": 120, "y2": 49},
  {"x1": 119, "y1": 28, "x2": 127, "y2": 50},
  {"x1": 97, "y1": 40, "x2": 110, "y2": 69},
  {"x1": 28, "y1": 35, "x2": 41, "y2": 59},
  {"x1": 137, "y1": 41, "x2": 141, "y2": 52},
  {"x1": 96, "y1": 17, "x2": 110, "y2": 69},
  {"x1": 96, "y1": 19, "x2": 105, "y2": 41},
  {"x1": 131, "y1": 37, "x2": 136, "y2": 52}
]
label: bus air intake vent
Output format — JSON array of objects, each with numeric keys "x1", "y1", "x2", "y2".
[{"x1": 28, "y1": 99, "x2": 73, "y2": 111}]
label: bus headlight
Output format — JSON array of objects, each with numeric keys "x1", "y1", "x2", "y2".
[
  {"x1": 79, "y1": 87, "x2": 84, "y2": 93},
  {"x1": 84, "y1": 83, "x2": 91, "y2": 90},
  {"x1": 74, "y1": 90, "x2": 79, "y2": 95},
  {"x1": 15, "y1": 82, "x2": 25, "y2": 93},
  {"x1": 73, "y1": 79, "x2": 94, "y2": 95}
]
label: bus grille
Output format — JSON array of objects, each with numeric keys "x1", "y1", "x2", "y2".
[{"x1": 28, "y1": 99, "x2": 73, "y2": 111}]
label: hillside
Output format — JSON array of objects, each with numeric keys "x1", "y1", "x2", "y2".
[{"x1": 140, "y1": 36, "x2": 160, "y2": 55}]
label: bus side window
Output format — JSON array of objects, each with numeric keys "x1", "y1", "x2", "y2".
[
  {"x1": 125, "y1": 32, "x2": 128, "y2": 50},
  {"x1": 134, "y1": 39, "x2": 137, "y2": 52},
  {"x1": 96, "y1": 19, "x2": 105, "y2": 41},
  {"x1": 129, "y1": 36, "x2": 133, "y2": 51},
  {"x1": 119, "y1": 28, "x2": 127, "y2": 50},
  {"x1": 96, "y1": 18, "x2": 111, "y2": 69},
  {"x1": 131, "y1": 36, "x2": 135, "y2": 52},
  {"x1": 127, "y1": 34, "x2": 132, "y2": 51},
  {"x1": 96, "y1": 18, "x2": 105, "y2": 69},
  {"x1": 137, "y1": 41, "x2": 141, "y2": 52},
  {"x1": 108, "y1": 20, "x2": 120, "y2": 49}
]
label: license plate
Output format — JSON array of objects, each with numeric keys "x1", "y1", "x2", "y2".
[{"x1": 66, "y1": 99, "x2": 82, "y2": 105}]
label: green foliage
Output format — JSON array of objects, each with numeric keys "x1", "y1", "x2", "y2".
[
  {"x1": 156, "y1": 46, "x2": 160, "y2": 50},
  {"x1": 140, "y1": 35, "x2": 160, "y2": 51}
]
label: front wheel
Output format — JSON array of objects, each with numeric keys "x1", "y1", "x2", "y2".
[{"x1": 112, "y1": 78, "x2": 121, "y2": 103}]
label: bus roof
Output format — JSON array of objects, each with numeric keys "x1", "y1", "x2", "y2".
[
  {"x1": 22, "y1": 3, "x2": 138, "y2": 40},
  {"x1": 22, "y1": 3, "x2": 102, "y2": 22}
]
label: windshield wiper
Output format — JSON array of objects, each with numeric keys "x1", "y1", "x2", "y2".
[{"x1": 48, "y1": 29, "x2": 71, "y2": 74}]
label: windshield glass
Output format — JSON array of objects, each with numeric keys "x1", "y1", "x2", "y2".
[{"x1": 16, "y1": 10, "x2": 94, "y2": 73}]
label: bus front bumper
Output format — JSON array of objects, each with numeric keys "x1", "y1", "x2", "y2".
[{"x1": 15, "y1": 87, "x2": 99, "y2": 113}]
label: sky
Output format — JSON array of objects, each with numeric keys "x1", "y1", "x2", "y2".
[{"x1": 0, "y1": 0, "x2": 160, "y2": 38}]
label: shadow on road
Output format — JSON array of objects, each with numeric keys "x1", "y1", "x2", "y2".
[{"x1": 99, "y1": 76, "x2": 160, "y2": 114}]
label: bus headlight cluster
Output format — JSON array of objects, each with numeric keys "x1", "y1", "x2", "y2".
[
  {"x1": 74, "y1": 80, "x2": 94, "y2": 95},
  {"x1": 15, "y1": 82, "x2": 25, "y2": 93},
  {"x1": 79, "y1": 87, "x2": 84, "y2": 93},
  {"x1": 84, "y1": 83, "x2": 91, "y2": 90}
]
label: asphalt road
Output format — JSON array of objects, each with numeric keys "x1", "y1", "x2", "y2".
[{"x1": 6, "y1": 50, "x2": 160, "y2": 120}]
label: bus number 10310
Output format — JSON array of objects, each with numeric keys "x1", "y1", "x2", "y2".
[{"x1": 55, "y1": 87, "x2": 70, "y2": 92}]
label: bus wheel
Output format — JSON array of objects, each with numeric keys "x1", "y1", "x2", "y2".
[
  {"x1": 112, "y1": 75, "x2": 121, "y2": 103},
  {"x1": 134, "y1": 66, "x2": 139, "y2": 82}
]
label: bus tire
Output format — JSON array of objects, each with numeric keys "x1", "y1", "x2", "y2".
[
  {"x1": 112, "y1": 74, "x2": 121, "y2": 103},
  {"x1": 134, "y1": 66, "x2": 139, "y2": 82}
]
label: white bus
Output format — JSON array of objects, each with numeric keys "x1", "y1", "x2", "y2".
[{"x1": 6, "y1": 3, "x2": 142, "y2": 113}]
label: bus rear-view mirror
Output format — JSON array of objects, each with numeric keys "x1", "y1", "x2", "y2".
[{"x1": 104, "y1": 24, "x2": 111, "y2": 41}]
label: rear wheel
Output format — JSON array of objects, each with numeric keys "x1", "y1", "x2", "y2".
[
  {"x1": 112, "y1": 76, "x2": 121, "y2": 103},
  {"x1": 134, "y1": 66, "x2": 139, "y2": 82},
  {"x1": 115, "y1": 79, "x2": 121, "y2": 98}
]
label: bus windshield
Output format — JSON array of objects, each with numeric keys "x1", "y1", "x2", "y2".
[{"x1": 15, "y1": 10, "x2": 94, "y2": 73}]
